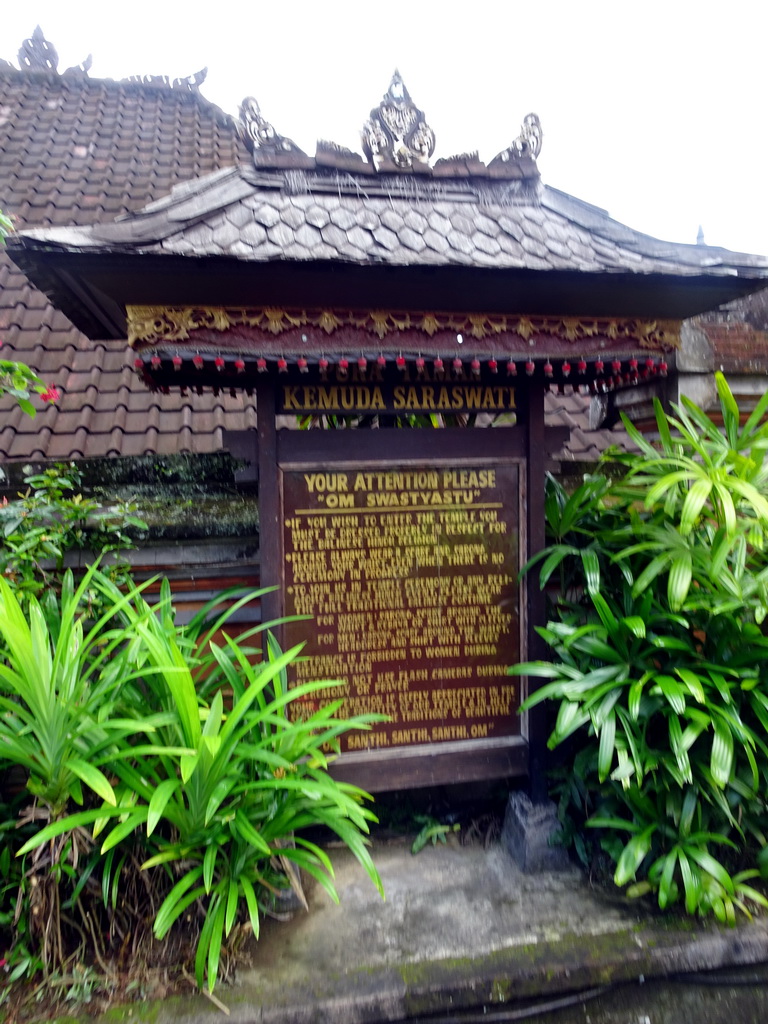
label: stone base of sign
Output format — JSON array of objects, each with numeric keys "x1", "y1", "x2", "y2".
[{"x1": 501, "y1": 791, "x2": 570, "y2": 873}]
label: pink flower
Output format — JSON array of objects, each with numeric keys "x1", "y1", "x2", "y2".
[{"x1": 40, "y1": 385, "x2": 60, "y2": 404}]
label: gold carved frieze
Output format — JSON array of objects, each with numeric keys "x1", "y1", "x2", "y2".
[{"x1": 127, "y1": 305, "x2": 681, "y2": 351}]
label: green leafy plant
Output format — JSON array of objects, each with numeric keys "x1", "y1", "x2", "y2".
[
  {"x1": 0, "y1": 209, "x2": 59, "y2": 414},
  {"x1": 0, "y1": 463, "x2": 146, "y2": 603},
  {"x1": 12, "y1": 569, "x2": 385, "y2": 993},
  {"x1": 0, "y1": 567, "x2": 171, "y2": 970},
  {"x1": 411, "y1": 815, "x2": 461, "y2": 854},
  {"x1": 109, "y1": 576, "x2": 384, "y2": 992},
  {"x1": 0, "y1": 360, "x2": 57, "y2": 416},
  {"x1": 514, "y1": 374, "x2": 768, "y2": 922}
]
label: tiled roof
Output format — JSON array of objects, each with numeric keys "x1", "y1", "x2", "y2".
[
  {"x1": 23, "y1": 165, "x2": 767, "y2": 281},
  {"x1": 544, "y1": 389, "x2": 635, "y2": 461},
  {"x1": 0, "y1": 59, "x2": 254, "y2": 461},
  {"x1": 3, "y1": 46, "x2": 754, "y2": 465}
]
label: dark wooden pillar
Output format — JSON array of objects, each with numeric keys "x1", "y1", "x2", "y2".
[
  {"x1": 525, "y1": 377, "x2": 549, "y2": 803},
  {"x1": 256, "y1": 379, "x2": 281, "y2": 629}
]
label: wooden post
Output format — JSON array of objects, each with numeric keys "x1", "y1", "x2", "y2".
[
  {"x1": 525, "y1": 376, "x2": 549, "y2": 803},
  {"x1": 256, "y1": 379, "x2": 281, "y2": 629}
]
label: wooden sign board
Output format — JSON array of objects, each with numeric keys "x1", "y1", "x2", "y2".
[
  {"x1": 280, "y1": 446, "x2": 526, "y2": 790},
  {"x1": 278, "y1": 380, "x2": 517, "y2": 416}
]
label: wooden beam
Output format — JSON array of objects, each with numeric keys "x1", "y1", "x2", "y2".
[
  {"x1": 330, "y1": 738, "x2": 528, "y2": 793},
  {"x1": 525, "y1": 378, "x2": 549, "y2": 803},
  {"x1": 256, "y1": 380, "x2": 281, "y2": 629}
]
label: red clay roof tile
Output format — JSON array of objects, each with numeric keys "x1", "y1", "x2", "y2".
[
  {"x1": 1, "y1": 40, "x2": 684, "y2": 464},
  {"x1": 0, "y1": 56, "x2": 250, "y2": 460}
]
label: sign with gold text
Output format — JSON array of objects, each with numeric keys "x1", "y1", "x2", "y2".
[
  {"x1": 281, "y1": 464, "x2": 521, "y2": 753},
  {"x1": 278, "y1": 381, "x2": 516, "y2": 415}
]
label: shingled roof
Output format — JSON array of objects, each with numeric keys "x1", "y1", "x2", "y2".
[
  {"x1": 23, "y1": 162, "x2": 765, "y2": 281},
  {"x1": 12, "y1": 73, "x2": 767, "y2": 362},
  {"x1": 3, "y1": 41, "x2": 765, "y2": 464},
  {"x1": 0, "y1": 28, "x2": 253, "y2": 461}
]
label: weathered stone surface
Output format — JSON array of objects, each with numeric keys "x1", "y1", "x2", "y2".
[
  {"x1": 501, "y1": 791, "x2": 571, "y2": 873},
  {"x1": 95, "y1": 841, "x2": 768, "y2": 1024}
]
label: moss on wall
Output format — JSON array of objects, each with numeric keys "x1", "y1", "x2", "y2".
[{"x1": 0, "y1": 453, "x2": 259, "y2": 541}]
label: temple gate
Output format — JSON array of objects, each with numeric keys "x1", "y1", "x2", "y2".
[{"x1": 10, "y1": 73, "x2": 766, "y2": 792}]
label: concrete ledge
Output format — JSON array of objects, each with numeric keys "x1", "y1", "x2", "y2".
[{"x1": 93, "y1": 844, "x2": 768, "y2": 1024}]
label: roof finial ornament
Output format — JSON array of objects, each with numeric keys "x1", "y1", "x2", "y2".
[
  {"x1": 172, "y1": 68, "x2": 208, "y2": 91},
  {"x1": 362, "y1": 70, "x2": 436, "y2": 172},
  {"x1": 492, "y1": 113, "x2": 543, "y2": 164},
  {"x1": 123, "y1": 68, "x2": 207, "y2": 92},
  {"x1": 697, "y1": 225, "x2": 706, "y2": 246},
  {"x1": 63, "y1": 54, "x2": 93, "y2": 78},
  {"x1": 237, "y1": 97, "x2": 305, "y2": 160},
  {"x1": 18, "y1": 26, "x2": 58, "y2": 73}
]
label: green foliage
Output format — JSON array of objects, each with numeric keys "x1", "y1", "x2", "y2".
[
  {"x1": 296, "y1": 410, "x2": 493, "y2": 430},
  {"x1": 0, "y1": 209, "x2": 58, "y2": 415},
  {"x1": 0, "y1": 567, "x2": 168, "y2": 973},
  {"x1": 515, "y1": 374, "x2": 768, "y2": 921},
  {"x1": 0, "y1": 463, "x2": 146, "y2": 603},
  {"x1": 0, "y1": 570, "x2": 153, "y2": 818},
  {"x1": 106, "y1": 574, "x2": 384, "y2": 992},
  {"x1": 0, "y1": 360, "x2": 53, "y2": 417},
  {"x1": 2, "y1": 566, "x2": 384, "y2": 993},
  {"x1": 0, "y1": 791, "x2": 40, "y2": 983},
  {"x1": 410, "y1": 815, "x2": 461, "y2": 854}
]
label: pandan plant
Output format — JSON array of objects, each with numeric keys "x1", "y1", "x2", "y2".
[
  {"x1": 6, "y1": 565, "x2": 384, "y2": 991},
  {"x1": 514, "y1": 374, "x2": 768, "y2": 923}
]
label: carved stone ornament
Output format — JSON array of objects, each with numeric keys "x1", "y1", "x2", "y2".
[
  {"x1": 315, "y1": 139, "x2": 369, "y2": 172},
  {"x1": 7, "y1": 26, "x2": 91, "y2": 77},
  {"x1": 362, "y1": 70, "x2": 436, "y2": 171},
  {"x1": 123, "y1": 68, "x2": 208, "y2": 92},
  {"x1": 63, "y1": 54, "x2": 94, "y2": 78},
  {"x1": 494, "y1": 113, "x2": 543, "y2": 164},
  {"x1": 237, "y1": 97, "x2": 304, "y2": 157},
  {"x1": 17, "y1": 26, "x2": 59, "y2": 73},
  {"x1": 316, "y1": 139, "x2": 358, "y2": 158}
]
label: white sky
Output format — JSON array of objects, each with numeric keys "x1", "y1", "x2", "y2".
[{"x1": 4, "y1": 1, "x2": 768, "y2": 256}]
